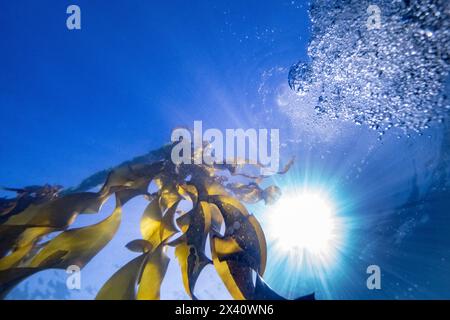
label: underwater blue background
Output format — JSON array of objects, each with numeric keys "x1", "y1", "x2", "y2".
[{"x1": 1, "y1": 0, "x2": 449, "y2": 299}]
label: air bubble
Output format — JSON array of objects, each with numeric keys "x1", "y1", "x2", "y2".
[{"x1": 288, "y1": 0, "x2": 450, "y2": 135}]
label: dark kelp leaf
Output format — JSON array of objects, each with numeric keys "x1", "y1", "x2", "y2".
[
  {"x1": 176, "y1": 211, "x2": 191, "y2": 234},
  {"x1": 115, "y1": 178, "x2": 151, "y2": 205},
  {"x1": 210, "y1": 236, "x2": 249, "y2": 300},
  {"x1": 175, "y1": 242, "x2": 210, "y2": 299},
  {"x1": 0, "y1": 250, "x2": 67, "y2": 298},
  {"x1": 226, "y1": 183, "x2": 263, "y2": 204},
  {"x1": 252, "y1": 274, "x2": 284, "y2": 300},
  {"x1": 0, "y1": 200, "x2": 16, "y2": 218},
  {"x1": 262, "y1": 186, "x2": 282, "y2": 205},
  {"x1": 100, "y1": 165, "x2": 143, "y2": 195},
  {"x1": 126, "y1": 239, "x2": 153, "y2": 253},
  {"x1": 0, "y1": 225, "x2": 29, "y2": 258},
  {"x1": 208, "y1": 193, "x2": 269, "y2": 300},
  {"x1": 253, "y1": 273, "x2": 315, "y2": 300},
  {"x1": 0, "y1": 268, "x2": 39, "y2": 299},
  {"x1": 3, "y1": 192, "x2": 106, "y2": 228},
  {"x1": 277, "y1": 157, "x2": 295, "y2": 175},
  {"x1": 226, "y1": 183, "x2": 281, "y2": 205},
  {"x1": 223, "y1": 157, "x2": 295, "y2": 180},
  {"x1": 211, "y1": 196, "x2": 267, "y2": 274},
  {"x1": 104, "y1": 162, "x2": 165, "y2": 205},
  {"x1": 0, "y1": 185, "x2": 62, "y2": 222},
  {"x1": 0, "y1": 267, "x2": 40, "y2": 299},
  {"x1": 175, "y1": 201, "x2": 212, "y2": 299}
]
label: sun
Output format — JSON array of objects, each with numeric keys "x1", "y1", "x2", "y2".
[{"x1": 265, "y1": 190, "x2": 338, "y2": 255}]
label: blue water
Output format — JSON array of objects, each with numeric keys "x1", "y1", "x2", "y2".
[{"x1": 1, "y1": 0, "x2": 449, "y2": 299}]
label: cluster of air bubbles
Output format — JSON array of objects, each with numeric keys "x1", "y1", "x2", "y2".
[
  {"x1": 288, "y1": 0, "x2": 450, "y2": 136},
  {"x1": 288, "y1": 62, "x2": 312, "y2": 96}
]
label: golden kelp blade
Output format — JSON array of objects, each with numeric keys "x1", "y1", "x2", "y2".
[
  {"x1": 0, "y1": 225, "x2": 57, "y2": 271},
  {"x1": 153, "y1": 174, "x2": 182, "y2": 212},
  {"x1": 14, "y1": 226, "x2": 57, "y2": 248},
  {"x1": 137, "y1": 246, "x2": 170, "y2": 300},
  {"x1": 29, "y1": 201, "x2": 122, "y2": 269},
  {"x1": 140, "y1": 199, "x2": 162, "y2": 242},
  {"x1": 96, "y1": 253, "x2": 148, "y2": 300},
  {"x1": 177, "y1": 184, "x2": 199, "y2": 206},
  {"x1": 0, "y1": 225, "x2": 52, "y2": 259},
  {"x1": 210, "y1": 236, "x2": 246, "y2": 300},
  {"x1": 97, "y1": 241, "x2": 170, "y2": 300},
  {"x1": 0, "y1": 243, "x2": 33, "y2": 271},
  {"x1": 213, "y1": 236, "x2": 244, "y2": 260},
  {"x1": 159, "y1": 188, "x2": 181, "y2": 212},
  {"x1": 0, "y1": 192, "x2": 109, "y2": 270},
  {"x1": 160, "y1": 200, "x2": 181, "y2": 241},
  {"x1": 140, "y1": 198, "x2": 180, "y2": 248}
]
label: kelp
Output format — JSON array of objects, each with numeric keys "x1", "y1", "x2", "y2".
[{"x1": 0, "y1": 142, "x2": 313, "y2": 300}]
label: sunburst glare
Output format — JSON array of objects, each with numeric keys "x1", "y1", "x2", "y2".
[
  {"x1": 258, "y1": 182, "x2": 350, "y2": 299},
  {"x1": 266, "y1": 191, "x2": 336, "y2": 255}
]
